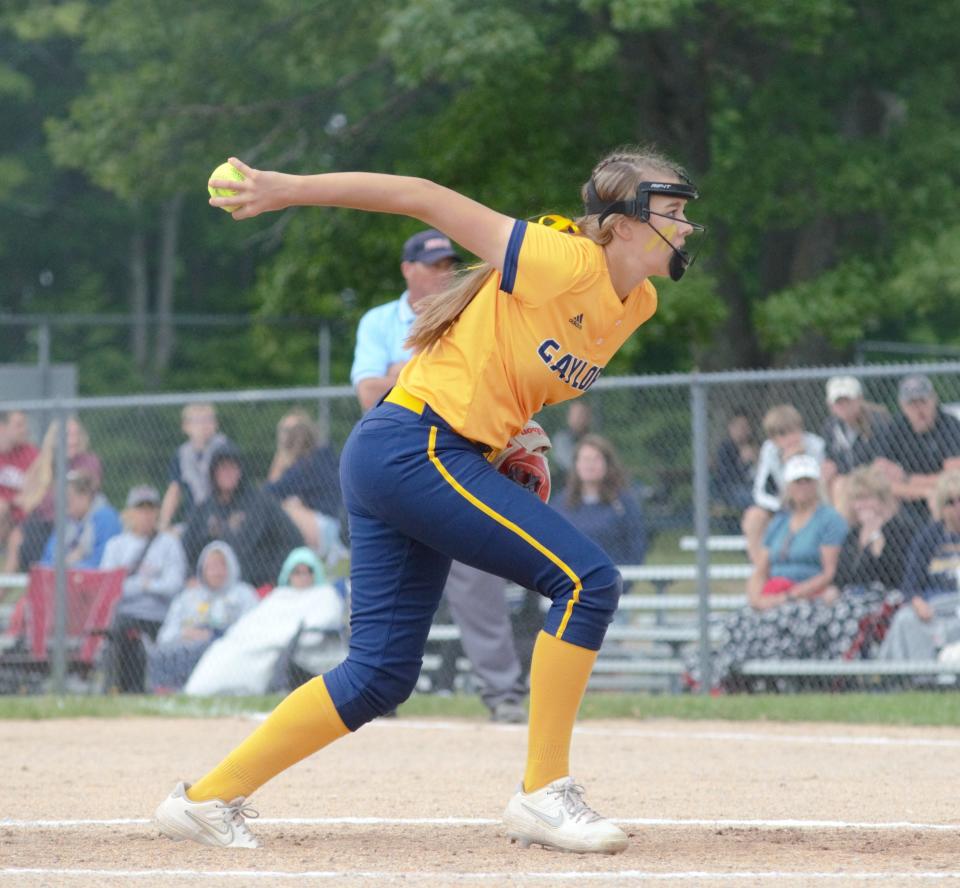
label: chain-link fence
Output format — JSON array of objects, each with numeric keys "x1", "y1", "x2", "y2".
[
  {"x1": 0, "y1": 387, "x2": 360, "y2": 696},
  {"x1": 3, "y1": 361, "x2": 960, "y2": 697}
]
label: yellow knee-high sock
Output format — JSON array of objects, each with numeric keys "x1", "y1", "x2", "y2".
[
  {"x1": 523, "y1": 630, "x2": 598, "y2": 793},
  {"x1": 188, "y1": 675, "x2": 349, "y2": 802}
]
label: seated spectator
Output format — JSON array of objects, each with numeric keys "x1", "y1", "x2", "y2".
[
  {"x1": 0, "y1": 410, "x2": 39, "y2": 556},
  {"x1": 264, "y1": 410, "x2": 345, "y2": 566},
  {"x1": 820, "y1": 376, "x2": 890, "y2": 510},
  {"x1": 147, "y1": 541, "x2": 258, "y2": 692},
  {"x1": 871, "y1": 374, "x2": 960, "y2": 530},
  {"x1": 688, "y1": 455, "x2": 847, "y2": 691},
  {"x1": 711, "y1": 407, "x2": 758, "y2": 520},
  {"x1": 5, "y1": 416, "x2": 102, "y2": 572},
  {"x1": 551, "y1": 400, "x2": 594, "y2": 489},
  {"x1": 183, "y1": 547, "x2": 345, "y2": 696},
  {"x1": 832, "y1": 466, "x2": 913, "y2": 593},
  {"x1": 551, "y1": 434, "x2": 647, "y2": 567},
  {"x1": 99, "y1": 484, "x2": 187, "y2": 692},
  {"x1": 181, "y1": 442, "x2": 304, "y2": 587},
  {"x1": 742, "y1": 404, "x2": 825, "y2": 564},
  {"x1": 159, "y1": 403, "x2": 229, "y2": 532},
  {"x1": 808, "y1": 465, "x2": 912, "y2": 661},
  {"x1": 745, "y1": 455, "x2": 846, "y2": 609},
  {"x1": 879, "y1": 470, "x2": 960, "y2": 663},
  {"x1": 39, "y1": 469, "x2": 121, "y2": 569}
]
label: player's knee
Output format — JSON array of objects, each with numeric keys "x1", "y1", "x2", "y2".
[
  {"x1": 347, "y1": 662, "x2": 420, "y2": 723},
  {"x1": 367, "y1": 666, "x2": 419, "y2": 713},
  {"x1": 325, "y1": 657, "x2": 421, "y2": 730},
  {"x1": 544, "y1": 561, "x2": 622, "y2": 650},
  {"x1": 548, "y1": 557, "x2": 621, "y2": 617},
  {"x1": 585, "y1": 562, "x2": 622, "y2": 620}
]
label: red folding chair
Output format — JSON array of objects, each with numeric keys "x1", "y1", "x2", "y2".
[{"x1": 23, "y1": 566, "x2": 126, "y2": 668}]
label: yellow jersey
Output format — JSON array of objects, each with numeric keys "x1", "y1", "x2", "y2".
[{"x1": 398, "y1": 220, "x2": 658, "y2": 450}]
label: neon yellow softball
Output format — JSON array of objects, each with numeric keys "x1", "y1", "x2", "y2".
[{"x1": 207, "y1": 162, "x2": 245, "y2": 213}]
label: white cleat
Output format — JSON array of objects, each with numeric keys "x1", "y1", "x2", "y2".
[
  {"x1": 155, "y1": 781, "x2": 259, "y2": 849},
  {"x1": 503, "y1": 776, "x2": 628, "y2": 854}
]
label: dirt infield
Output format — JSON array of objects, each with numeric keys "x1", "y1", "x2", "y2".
[{"x1": 3, "y1": 715, "x2": 960, "y2": 886}]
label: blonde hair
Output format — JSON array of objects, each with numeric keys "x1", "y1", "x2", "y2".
[
  {"x1": 843, "y1": 465, "x2": 896, "y2": 524},
  {"x1": 934, "y1": 469, "x2": 960, "y2": 520},
  {"x1": 19, "y1": 417, "x2": 91, "y2": 514},
  {"x1": 762, "y1": 404, "x2": 804, "y2": 438},
  {"x1": 405, "y1": 145, "x2": 685, "y2": 353}
]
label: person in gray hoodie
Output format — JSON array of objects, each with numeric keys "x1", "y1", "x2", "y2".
[
  {"x1": 183, "y1": 547, "x2": 345, "y2": 696},
  {"x1": 148, "y1": 541, "x2": 258, "y2": 692},
  {"x1": 100, "y1": 484, "x2": 187, "y2": 692}
]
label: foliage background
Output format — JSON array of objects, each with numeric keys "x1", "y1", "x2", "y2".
[{"x1": 1, "y1": 0, "x2": 958, "y2": 394}]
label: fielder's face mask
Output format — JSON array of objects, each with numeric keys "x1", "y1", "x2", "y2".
[{"x1": 584, "y1": 176, "x2": 706, "y2": 281}]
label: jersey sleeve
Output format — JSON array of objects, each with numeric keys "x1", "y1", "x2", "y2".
[
  {"x1": 752, "y1": 440, "x2": 782, "y2": 512},
  {"x1": 501, "y1": 220, "x2": 603, "y2": 308},
  {"x1": 350, "y1": 309, "x2": 393, "y2": 386}
]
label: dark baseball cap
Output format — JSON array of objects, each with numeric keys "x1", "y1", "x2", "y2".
[
  {"x1": 898, "y1": 374, "x2": 936, "y2": 403},
  {"x1": 401, "y1": 229, "x2": 460, "y2": 265}
]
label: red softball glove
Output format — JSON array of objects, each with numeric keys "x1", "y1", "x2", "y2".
[{"x1": 491, "y1": 420, "x2": 552, "y2": 503}]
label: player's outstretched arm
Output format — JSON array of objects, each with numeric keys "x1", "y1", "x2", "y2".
[{"x1": 208, "y1": 158, "x2": 515, "y2": 272}]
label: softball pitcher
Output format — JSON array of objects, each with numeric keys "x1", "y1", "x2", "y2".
[{"x1": 155, "y1": 145, "x2": 702, "y2": 854}]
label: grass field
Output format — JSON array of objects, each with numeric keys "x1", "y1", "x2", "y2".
[{"x1": 2, "y1": 690, "x2": 959, "y2": 725}]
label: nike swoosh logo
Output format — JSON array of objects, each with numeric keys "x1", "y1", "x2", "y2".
[
  {"x1": 184, "y1": 808, "x2": 234, "y2": 844},
  {"x1": 520, "y1": 802, "x2": 564, "y2": 829}
]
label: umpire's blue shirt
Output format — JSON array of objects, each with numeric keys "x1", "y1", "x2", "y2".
[{"x1": 350, "y1": 291, "x2": 415, "y2": 387}]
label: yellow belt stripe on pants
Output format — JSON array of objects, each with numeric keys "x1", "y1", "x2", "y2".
[
  {"x1": 425, "y1": 425, "x2": 583, "y2": 640},
  {"x1": 384, "y1": 385, "x2": 426, "y2": 415}
]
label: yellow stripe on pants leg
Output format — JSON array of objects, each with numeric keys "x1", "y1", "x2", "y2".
[{"x1": 426, "y1": 425, "x2": 582, "y2": 639}]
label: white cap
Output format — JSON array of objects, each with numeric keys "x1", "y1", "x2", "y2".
[
  {"x1": 826, "y1": 376, "x2": 862, "y2": 404},
  {"x1": 783, "y1": 454, "x2": 821, "y2": 484}
]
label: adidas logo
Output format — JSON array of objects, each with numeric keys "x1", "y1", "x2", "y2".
[{"x1": 568, "y1": 313, "x2": 584, "y2": 329}]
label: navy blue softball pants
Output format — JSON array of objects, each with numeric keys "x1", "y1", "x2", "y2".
[{"x1": 324, "y1": 390, "x2": 622, "y2": 731}]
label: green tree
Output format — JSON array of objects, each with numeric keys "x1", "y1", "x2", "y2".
[
  {"x1": 0, "y1": 1, "x2": 138, "y2": 389},
  {"x1": 4, "y1": 0, "x2": 959, "y2": 394}
]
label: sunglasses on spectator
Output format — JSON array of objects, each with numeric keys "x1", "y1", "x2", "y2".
[{"x1": 942, "y1": 497, "x2": 960, "y2": 508}]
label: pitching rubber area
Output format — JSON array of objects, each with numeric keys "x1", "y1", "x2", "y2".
[{"x1": 3, "y1": 714, "x2": 960, "y2": 887}]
